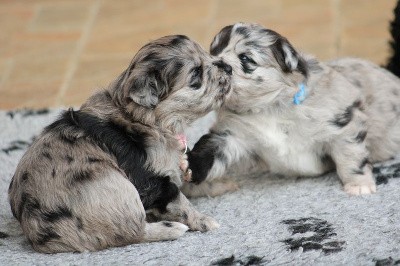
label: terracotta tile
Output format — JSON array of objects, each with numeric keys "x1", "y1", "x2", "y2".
[
  {"x1": 0, "y1": 59, "x2": 14, "y2": 89},
  {"x1": 62, "y1": 55, "x2": 131, "y2": 107},
  {"x1": 214, "y1": 0, "x2": 281, "y2": 24},
  {"x1": 4, "y1": 32, "x2": 79, "y2": 59},
  {"x1": 85, "y1": 0, "x2": 213, "y2": 55},
  {"x1": 6, "y1": 55, "x2": 70, "y2": 84},
  {"x1": 339, "y1": 0, "x2": 396, "y2": 63},
  {"x1": 0, "y1": 0, "x2": 397, "y2": 109},
  {"x1": 0, "y1": 81, "x2": 61, "y2": 109},
  {"x1": 29, "y1": 2, "x2": 92, "y2": 32}
]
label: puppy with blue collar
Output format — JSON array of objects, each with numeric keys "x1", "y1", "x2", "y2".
[{"x1": 183, "y1": 22, "x2": 400, "y2": 196}]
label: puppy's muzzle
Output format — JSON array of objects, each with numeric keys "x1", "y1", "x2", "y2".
[
  {"x1": 213, "y1": 60, "x2": 232, "y2": 98},
  {"x1": 213, "y1": 60, "x2": 233, "y2": 75}
]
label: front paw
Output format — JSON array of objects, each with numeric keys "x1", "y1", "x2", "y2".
[
  {"x1": 344, "y1": 182, "x2": 376, "y2": 195},
  {"x1": 188, "y1": 214, "x2": 220, "y2": 232},
  {"x1": 179, "y1": 154, "x2": 192, "y2": 182}
]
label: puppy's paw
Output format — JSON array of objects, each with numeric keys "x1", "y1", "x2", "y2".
[
  {"x1": 181, "y1": 180, "x2": 239, "y2": 198},
  {"x1": 189, "y1": 214, "x2": 220, "y2": 232},
  {"x1": 344, "y1": 182, "x2": 377, "y2": 195},
  {"x1": 144, "y1": 221, "x2": 189, "y2": 242},
  {"x1": 179, "y1": 154, "x2": 192, "y2": 182}
]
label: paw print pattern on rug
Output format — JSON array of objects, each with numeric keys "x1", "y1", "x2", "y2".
[
  {"x1": 2, "y1": 108, "x2": 52, "y2": 155},
  {"x1": 6, "y1": 108, "x2": 50, "y2": 119},
  {"x1": 1, "y1": 140, "x2": 33, "y2": 155},
  {"x1": 211, "y1": 255, "x2": 266, "y2": 266},
  {"x1": 373, "y1": 163, "x2": 400, "y2": 185},
  {"x1": 281, "y1": 217, "x2": 345, "y2": 254},
  {"x1": 373, "y1": 257, "x2": 400, "y2": 266}
]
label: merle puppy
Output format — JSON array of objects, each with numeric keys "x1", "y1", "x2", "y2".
[
  {"x1": 8, "y1": 35, "x2": 232, "y2": 253},
  {"x1": 184, "y1": 22, "x2": 400, "y2": 197}
]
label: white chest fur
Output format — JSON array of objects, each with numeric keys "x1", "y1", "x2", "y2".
[{"x1": 239, "y1": 113, "x2": 327, "y2": 177}]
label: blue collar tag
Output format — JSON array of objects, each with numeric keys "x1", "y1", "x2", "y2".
[{"x1": 293, "y1": 83, "x2": 307, "y2": 105}]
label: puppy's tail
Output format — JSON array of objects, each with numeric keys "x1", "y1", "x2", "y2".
[
  {"x1": 387, "y1": 0, "x2": 400, "y2": 78},
  {"x1": 142, "y1": 221, "x2": 188, "y2": 242}
]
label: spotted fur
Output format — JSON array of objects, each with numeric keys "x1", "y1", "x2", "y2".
[
  {"x1": 8, "y1": 35, "x2": 231, "y2": 253},
  {"x1": 185, "y1": 22, "x2": 400, "y2": 197}
]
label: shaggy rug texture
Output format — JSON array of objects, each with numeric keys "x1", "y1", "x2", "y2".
[{"x1": 0, "y1": 108, "x2": 399, "y2": 265}]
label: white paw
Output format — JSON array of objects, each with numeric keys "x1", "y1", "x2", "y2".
[
  {"x1": 344, "y1": 183, "x2": 377, "y2": 195},
  {"x1": 160, "y1": 221, "x2": 189, "y2": 240},
  {"x1": 189, "y1": 214, "x2": 220, "y2": 232},
  {"x1": 179, "y1": 155, "x2": 192, "y2": 182}
]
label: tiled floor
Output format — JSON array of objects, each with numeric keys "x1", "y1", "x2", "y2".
[{"x1": 0, "y1": 0, "x2": 397, "y2": 109}]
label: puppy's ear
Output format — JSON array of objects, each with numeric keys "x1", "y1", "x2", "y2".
[
  {"x1": 122, "y1": 68, "x2": 166, "y2": 109},
  {"x1": 210, "y1": 25, "x2": 233, "y2": 56},
  {"x1": 271, "y1": 37, "x2": 308, "y2": 77}
]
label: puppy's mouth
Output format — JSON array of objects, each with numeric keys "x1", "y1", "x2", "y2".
[{"x1": 217, "y1": 75, "x2": 231, "y2": 100}]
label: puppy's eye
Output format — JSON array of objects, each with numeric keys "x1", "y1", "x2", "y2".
[
  {"x1": 190, "y1": 66, "x2": 203, "y2": 90},
  {"x1": 238, "y1": 53, "x2": 256, "y2": 64},
  {"x1": 191, "y1": 82, "x2": 202, "y2": 90}
]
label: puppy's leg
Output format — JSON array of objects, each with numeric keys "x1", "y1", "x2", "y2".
[
  {"x1": 330, "y1": 136, "x2": 376, "y2": 196},
  {"x1": 186, "y1": 130, "x2": 249, "y2": 197},
  {"x1": 143, "y1": 221, "x2": 188, "y2": 242},
  {"x1": 181, "y1": 179, "x2": 239, "y2": 198},
  {"x1": 16, "y1": 170, "x2": 188, "y2": 253},
  {"x1": 151, "y1": 192, "x2": 219, "y2": 232}
]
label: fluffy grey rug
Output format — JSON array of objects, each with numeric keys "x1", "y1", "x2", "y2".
[{"x1": 1, "y1": 108, "x2": 400, "y2": 265}]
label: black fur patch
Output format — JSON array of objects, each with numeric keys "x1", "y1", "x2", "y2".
[
  {"x1": 241, "y1": 61, "x2": 255, "y2": 74},
  {"x1": 41, "y1": 206, "x2": 73, "y2": 223},
  {"x1": 387, "y1": 0, "x2": 400, "y2": 78},
  {"x1": 65, "y1": 155, "x2": 74, "y2": 164},
  {"x1": 163, "y1": 221, "x2": 173, "y2": 227},
  {"x1": 59, "y1": 134, "x2": 77, "y2": 145},
  {"x1": 331, "y1": 105, "x2": 354, "y2": 127},
  {"x1": 169, "y1": 35, "x2": 189, "y2": 47},
  {"x1": 352, "y1": 158, "x2": 370, "y2": 175},
  {"x1": 17, "y1": 193, "x2": 40, "y2": 221},
  {"x1": 170, "y1": 61, "x2": 184, "y2": 84},
  {"x1": 355, "y1": 131, "x2": 367, "y2": 143},
  {"x1": 282, "y1": 217, "x2": 345, "y2": 254},
  {"x1": 41, "y1": 151, "x2": 52, "y2": 161},
  {"x1": 188, "y1": 133, "x2": 223, "y2": 184},
  {"x1": 115, "y1": 234, "x2": 124, "y2": 242},
  {"x1": 76, "y1": 217, "x2": 83, "y2": 230},
  {"x1": 210, "y1": 25, "x2": 233, "y2": 56},
  {"x1": 8, "y1": 176, "x2": 14, "y2": 193},
  {"x1": 235, "y1": 26, "x2": 251, "y2": 38},
  {"x1": 87, "y1": 157, "x2": 103, "y2": 163},
  {"x1": 21, "y1": 172, "x2": 29, "y2": 182},
  {"x1": 45, "y1": 110, "x2": 179, "y2": 211},
  {"x1": 359, "y1": 158, "x2": 370, "y2": 169},
  {"x1": 36, "y1": 229, "x2": 60, "y2": 246},
  {"x1": 139, "y1": 176, "x2": 180, "y2": 211},
  {"x1": 51, "y1": 168, "x2": 56, "y2": 178},
  {"x1": 181, "y1": 212, "x2": 188, "y2": 221},
  {"x1": 0, "y1": 232, "x2": 9, "y2": 238},
  {"x1": 71, "y1": 170, "x2": 93, "y2": 183},
  {"x1": 269, "y1": 36, "x2": 308, "y2": 77}
]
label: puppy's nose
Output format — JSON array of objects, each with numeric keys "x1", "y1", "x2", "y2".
[{"x1": 213, "y1": 60, "x2": 232, "y2": 75}]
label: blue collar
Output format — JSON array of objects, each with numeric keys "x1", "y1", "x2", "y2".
[{"x1": 293, "y1": 83, "x2": 307, "y2": 105}]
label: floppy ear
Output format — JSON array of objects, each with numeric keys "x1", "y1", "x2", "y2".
[
  {"x1": 271, "y1": 37, "x2": 308, "y2": 77},
  {"x1": 121, "y1": 68, "x2": 166, "y2": 109},
  {"x1": 210, "y1": 25, "x2": 233, "y2": 56}
]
